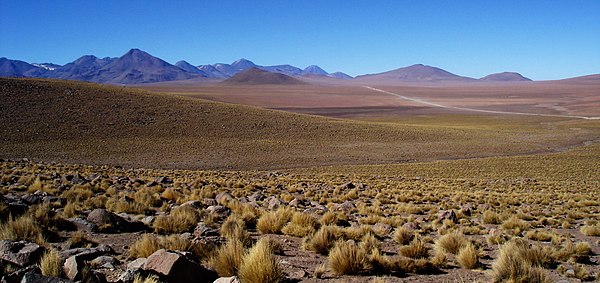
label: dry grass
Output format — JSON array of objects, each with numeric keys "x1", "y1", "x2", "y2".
[
  {"x1": 328, "y1": 240, "x2": 369, "y2": 275},
  {"x1": 393, "y1": 227, "x2": 414, "y2": 245},
  {"x1": 399, "y1": 238, "x2": 429, "y2": 259},
  {"x1": 257, "y1": 207, "x2": 293, "y2": 234},
  {"x1": 281, "y1": 212, "x2": 319, "y2": 237},
  {"x1": 580, "y1": 224, "x2": 600, "y2": 236},
  {"x1": 302, "y1": 225, "x2": 341, "y2": 255},
  {"x1": 39, "y1": 248, "x2": 62, "y2": 277},
  {"x1": 130, "y1": 234, "x2": 161, "y2": 258},
  {"x1": 434, "y1": 231, "x2": 467, "y2": 255},
  {"x1": 238, "y1": 237, "x2": 283, "y2": 283},
  {"x1": 152, "y1": 205, "x2": 200, "y2": 234},
  {"x1": 490, "y1": 240, "x2": 551, "y2": 283},
  {"x1": 133, "y1": 275, "x2": 160, "y2": 283},
  {"x1": 0, "y1": 214, "x2": 45, "y2": 245},
  {"x1": 68, "y1": 231, "x2": 97, "y2": 248},
  {"x1": 208, "y1": 239, "x2": 245, "y2": 277},
  {"x1": 221, "y1": 215, "x2": 252, "y2": 245},
  {"x1": 456, "y1": 242, "x2": 478, "y2": 269}
]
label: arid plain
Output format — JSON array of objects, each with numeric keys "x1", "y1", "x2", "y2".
[{"x1": 1, "y1": 75, "x2": 600, "y2": 283}]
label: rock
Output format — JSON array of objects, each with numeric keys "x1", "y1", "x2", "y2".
[
  {"x1": 127, "y1": 258, "x2": 146, "y2": 269},
  {"x1": 21, "y1": 191, "x2": 48, "y2": 205},
  {"x1": 0, "y1": 266, "x2": 40, "y2": 283},
  {"x1": 201, "y1": 198, "x2": 217, "y2": 207},
  {"x1": 90, "y1": 255, "x2": 119, "y2": 269},
  {"x1": 20, "y1": 271, "x2": 71, "y2": 283},
  {"x1": 87, "y1": 209, "x2": 120, "y2": 228},
  {"x1": 248, "y1": 192, "x2": 265, "y2": 202},
  {"x1": 141, "y1": 216, "x2": 155, "y2": 226},
  {"x1": 68, "y1": 218, "x2": 98, "y2": 232},
  {"x1": 0, "y1": 240, "x2": 45, "y2": 267},
  {"x1": 42, "y1": 196, "x2": 67, "y2": 206},
  {"x1": 288, "y1": 198, "x2": 303, "y2": 207},
  {"x1": 288, "y1": 270, "x2": 307, "y2": 279},
  {"x1": 63, "y1": 255, "x2": 84, "y2": 281},
  {"x1": 266, "y1": 196, "x2": 282, "y2": 210},
  {"x1": 142, "y1": 249, "x2": 218, "y2": 283},
  {"x1": 460, "y1": 204, "x2": 473, "y2": 217},
  {"x1": 438, "y1": 210, "x2": 458, "y2": 223},
  {"x1": 402, "y1": 222, "x2": 419, "y2": 231},
  {"x1": 215, "y1": 192, "x2": 233, "y2": 204},
  {"x1": 193, "y1": 223, "x2": 219, "y2": 238},
  {"x1": 0, "y1": 195, "x2": 28, "y2": 218},
  {"x1": 335, "y1": 201, "x2": 356, "y2": 213},
  {"x1": 373, "y1": 223, "x2": 393, "y2": 235},
  {"x1": 86, "y1": 209, "x2": 145, "y2": 233},
  {"x1": 60, "y1": 244, "x2": 114, "y2": 259},
  {"x1": 565, "y1": 268, "x2": 575, "y2": 277},
  {"x1": 213, "y1": 276, "x2": 241, "y2": 283},
  {"x1": 155, "y1": 176, "x2": 173, "y2": 184},
  {"x1": 340, "y1": 182, "x2": 355, "y2": 189},
  {"x1": 181, "y1": 200, "x2": 203, "y2": 209},
  {"x1": 205, "y1": 206, "x2": 230, "y2": 220}
]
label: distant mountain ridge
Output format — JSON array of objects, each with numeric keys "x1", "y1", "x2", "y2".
[
  {"x1": 221, "y1": 67, "x2": 307, "y2": 85},
  {"x1": 0, "y1": 48, "x2": 573, "y2": 84}
]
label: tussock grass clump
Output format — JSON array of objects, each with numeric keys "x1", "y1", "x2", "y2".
[
  {"x1": 328, "y1": 240, "x2": 369, "y2": 275},
  {"x1": 525, "y1": 230, "x2": 552, "y2": 242},
  {"x1": 575, "y1": 241, "x2": 592, "y2": 255},
  {"x1": 130, "y1": 234, "x2": 161, "y2": 258},
  {"x1": 68, "y1": 231, "x2": 97, "y2": 248},
  {"x1": 39, "y1": 249, "x2": 62, "y2": 277},
  {"x1": 208, "y1": 239, "x2": 245, "y2": 277},
  {"x1": 482, "y1": 211, "x2": 503, "y2": 224},
  {"x1": 399, "y1": 238, "x2": 429, "y2": 259},
  {"x1": 0, "y1": 214, "x2": 45, "y2": 245},
  {"x1": 319, "y1": 211, "x2": 347, "y2": 226},
  {"x1": 302, "y1": 225, "x2": 341, "y2": 254},
  {"x1": 393, "y1": 227, "x2": 414, "y2": 245},
  {"x1": 133, "y1": 275, "x2": 160, "y2": 283},
  {"x1": 456, "y1": 242, "x2": 478, "y2": 269},
  {"x1": 221, "y1": 215, "x2": 252, "y2": 245},
  {"x1": 501, "y1": 216, "x2": 530, "y2": 232},
  {"x1": 434, "y1": 231, "x2": 467, "y2": 255},
  {"x1": 490, "y1": 240, "x2": 551, "y2": 283},
  {"x1": 238, "y1": 237, "x2": 283, "y2": 283},
  {"x1": 153, "y1": 205, "x2": 200, "y2": 234},
  {"x1": 256, "y1": 207, "x2": 293, "y2": 234},
  {"x1": 281, "y1": 212, "x2": 319, "y2": 237},
  {"x1": 580, "y1": 223, "x2": 600, "y2": 236}
]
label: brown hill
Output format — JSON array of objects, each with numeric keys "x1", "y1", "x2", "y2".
[
  {"x1": 222, "y1": 67, "x2": 306, "y2": 85},
  {"x1": 480, "y1": 72, "x2": 532, "y2": 81},
  {"x1": 354, "y1": 64, "x2": 476, "y2": 84}
]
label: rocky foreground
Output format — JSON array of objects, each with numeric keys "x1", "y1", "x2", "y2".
[{"x1": 1, "y1": 159, "x2": 599, "y2": 282}]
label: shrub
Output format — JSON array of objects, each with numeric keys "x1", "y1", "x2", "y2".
[
  {"x1": 0, "y1": 214, "x2": 45, "y2": 245},
  {"x1": 281, "y1": 212, "x2": 319, "y2": 237},
  {"x1": 399, "y1": 238, "x2": 429, "y2": 259},
  {"x1": 208, "y1": 239, "x2": 245, "y2": 277},
  {"x1": 328, "y1": 240, "x2": 369, "y2": 275},
  {"x1": 393, "y1": 227, "x2": 414, "y2": 245},
  {"x1": 39, "y1": 249, "x2": 62, "y2": 277},
  {"x1": 130, "y1": 234, "x2": 161, "y2": 258},
  {"x1": 238, "y1": 237, "x2": 283, "y2": 283},
  {"x1": 580, "y1": 224, "x2": 600, "y2": 236},
  {"x1": 434, "y1": 231, "x2": 467, "y2": 255},
  {"x1": 490, "y1": 240, "x2": 551, "y2": 283},
  {"x1": 456, "y1": 242, "x2": 478, "y2": 269},
  {"x1": 221, "y1": 215, "x2": 252, "y2": 246},
  {"x1": 153, "y1": 205, "x2": 200, "y2": 234},
  {"x1": 482, "y1": 211, "x2": 502, "y2": 224},
  {"x1": 256, "y1": 207, "x2": 293, "y2": 234},
  {"x1": 302, "y1": 225, "x2": 340, "y2": 254}
]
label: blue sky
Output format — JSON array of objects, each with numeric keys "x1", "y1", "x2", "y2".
[{"x1": 1, "y1": 1, "x2": 598, "y2": 80}]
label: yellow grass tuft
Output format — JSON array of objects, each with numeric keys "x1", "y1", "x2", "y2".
[
  {"x1": 456, "y1": 242, "x2": 478, "y2": 269},
  {"x1": 434, "y1": 231, "x2": 467, "y2": 255},
  {"x1": 208, "y1": 239, "x2": 245, "y2": 277},
  {"x1": 399, "y1": 238, "x2": 429, "y2": 259},
  {"x1": 490, "y1": 240, "x2": 551, "y2": 283},
  {"x1": 393, "y1": 227, "x2": 414, "y2": 245},
  {"x1": 302, "y1": 225, "x2": 341, "y2": 255},
  {"x1": 327, "y1": 240, "x2": 369, "y2": 275},
  {"x1": 0, "y1": 214, "x2": 45, "y2": 245},
  {"x1": 256, "y1": 207, "x2": 293, "y2": 234},
  {"x1": 152, "y1": 205, "x2": 200, "y2": 234},
  {"x1": 238, "y1": 237, "x2": 283, "y2": 283},
  {"x1": 39, "y1": 249, "x2": 62, "y2": 277}
]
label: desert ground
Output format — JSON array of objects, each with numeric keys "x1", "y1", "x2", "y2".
[{"x1": 1, "y1": 77, "x2": 599, "y2": 283}]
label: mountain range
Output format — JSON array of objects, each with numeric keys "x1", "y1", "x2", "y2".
[{"x1": 0, "y1": 48, "x2": 538, "y2": 84}]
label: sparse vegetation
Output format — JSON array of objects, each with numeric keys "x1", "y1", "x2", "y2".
[
  {"x1": 39, "y1": 249, "x2": 62, "y2": 277},
  {"x1": 238, "y1": 237, "x2": 283, "y2": 283}
]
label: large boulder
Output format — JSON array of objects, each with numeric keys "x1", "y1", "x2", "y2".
[
  {"x1": 86, "y1": 209, "x2": 145, "y2": 232},
  {"x1": 142, "y1": 249, "x2": 218, "y2": 283},
  {"x1": 0, "y1": 240, "x2": 44, "y2": 267},
  {"x1": 205, "y1": 206, "x2": 230, "y2": 220},
  {"x1": 21, "y1": 270, "x2": 71, "y2": 283}
]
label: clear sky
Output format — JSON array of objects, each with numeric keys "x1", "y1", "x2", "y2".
[{"x1": 1, "y1": 1, "x2": 599, "y2": 80}]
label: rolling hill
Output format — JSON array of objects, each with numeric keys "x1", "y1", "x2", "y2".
[
  {"x1": 481, "y1": 72, "x2": 532, "y2": 81},
  {"x1": 221, "y1": 68, "x2": 307, "y2": 85},
  {"x1": 2, "y1": 78, "x2": 597, "y2": 170},
  {"x1": 354, "y1": 64, "x2": 476, "y2": 83}
]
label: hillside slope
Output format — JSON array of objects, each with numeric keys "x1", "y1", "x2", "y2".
[
  {"x1": 1, "y1": 78, "x2": 597, "y2": 170},
  {"x1": 222, "y1": 68, "x2": 306, "y2": 85}
]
